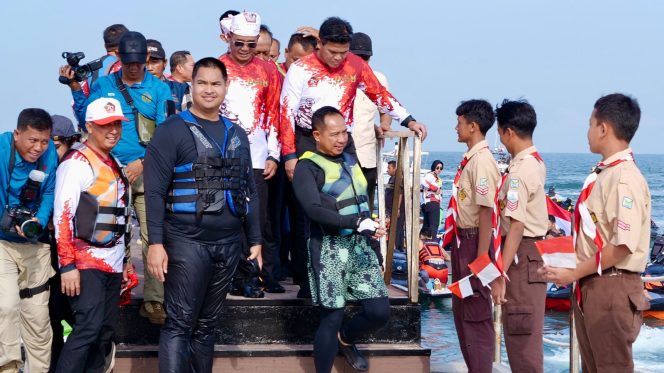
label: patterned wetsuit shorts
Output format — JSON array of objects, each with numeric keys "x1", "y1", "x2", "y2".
[{"x1": 308, "y1": 234, "x2": 388, "y2": 309}]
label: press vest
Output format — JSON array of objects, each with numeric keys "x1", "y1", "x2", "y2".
[
  {"x1": 68, "y1": 143, "x2": 131, "y2": 246},
  {"x1": 167, "y1": 110, "x2": 248, "y2": 217},
  {"x1": 299, "y1": 151, "x2": 370, "y2": 236}
]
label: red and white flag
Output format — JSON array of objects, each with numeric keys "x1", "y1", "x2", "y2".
[
  {"x1": 535, "y1": 236, "x2": 576, "y2": 268},
  {"x1": 448, "y1": 275, "x2": 474, "y2": 299},
  {"x1": 468, "y1": 252, "x2": 502, "y2": 286},
  {"x1": 546, "y1": 196, "x2": 572, "y2": 236}
]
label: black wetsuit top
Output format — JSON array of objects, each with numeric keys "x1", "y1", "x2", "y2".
[
  {"x1": 144, "y1": 114, "x2": 260, "y2": 246},
  {"x1": 292, "y1": 150, "x2": 360, "y2": 239}
]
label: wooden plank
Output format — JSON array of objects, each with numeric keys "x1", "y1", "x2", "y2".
[
  {"x1": 383, "y1": 141, "x2": 405, "y2": 284},
  {"x1": 399, "y1": 138, "x2": 414, "y2": 302},
  {"x1": 409, "y1": 136, "x2": 422, "y2": 304},
  {"x1": 383, "y1": 130, "x2": 416, "y2": 138},
  {"x1": 375, "y1": 136, "x2": 387, "y2": 267}
]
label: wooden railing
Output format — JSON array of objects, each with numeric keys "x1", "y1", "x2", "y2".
[{"x1": 376, "y1": 130, "x2": 422, "y2": 304}]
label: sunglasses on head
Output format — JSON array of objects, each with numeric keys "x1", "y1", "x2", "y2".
[{"x1": 234, "y1": 40, "x2": 257, "y2": 49}]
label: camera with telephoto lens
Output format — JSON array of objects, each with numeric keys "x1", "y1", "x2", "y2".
[
  {"x1": 0, "y1": 207, "x2": 42, "y2": 241},
  {"x1": 58, "y1": 52, "x2": 104, "y2": 85},
  {"x1": 0, "y1": 170, "x2": 45, "y2": 242}
]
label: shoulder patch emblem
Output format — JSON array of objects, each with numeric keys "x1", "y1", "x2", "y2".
[
  {"x1": 509, "y1": 179, "x2": 519, "y2": 189},
  {"x1": 622, "y1": 196, "x2": 633, "y2": 209},
  {"x1": 478, "y1": 178, "x2": 488, "y2": 187},
  {"x1": 459, "y1": 189, "x2": 467, "y2": 201}
]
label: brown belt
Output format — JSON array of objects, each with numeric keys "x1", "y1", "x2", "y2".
[
  {"x1": 579, "y1": 266, "x2": 640, "y2": 284},
  {"x1": 457, "y1": 227, "x2": 478, "y2": 238}
]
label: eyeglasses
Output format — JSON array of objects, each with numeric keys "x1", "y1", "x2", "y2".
[
  {"x1": 234, "y1": 40, "x2": 257, "y2": 49},
  {"x1": 435, "y1": 166, "x2": 443, "y2": 170}
]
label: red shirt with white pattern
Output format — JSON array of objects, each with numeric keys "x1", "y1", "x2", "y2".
[
  {"x1": 279, "y1": 52, "x2": 410, "y2": 159},
  {"x1": 219, "y1": 54, "x2": 282, "y2": 169}
]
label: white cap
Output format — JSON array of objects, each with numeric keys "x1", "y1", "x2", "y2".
[
  {"x1": 229, "y1": 11, "x2": 261, "y2": 37},
  {"x1": 85, "y1": 98, "x2": 128, "y2": 125}
]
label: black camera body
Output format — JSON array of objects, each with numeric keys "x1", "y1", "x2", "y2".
[
  {"x1": 59, "y1": 52, "x2": 105, "y2": 85},
  {"x1": 0, "y1": 206, "x2": 42, "y2": 242}
]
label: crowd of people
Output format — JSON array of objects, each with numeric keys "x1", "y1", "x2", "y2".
[{"x1": 0, "y1": 7, "x2": 652, "y2": 373}]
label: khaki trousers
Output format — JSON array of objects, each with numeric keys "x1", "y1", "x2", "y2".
[
  {"x1": 0, "y1": 240, "x2": 54, "y2": 373},
  {"x1": 132, "y1": 176, "x2": 163, "y2": 303}
]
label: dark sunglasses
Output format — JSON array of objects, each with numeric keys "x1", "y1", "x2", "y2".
[
  {"x1": 234, "y1": 40, "x2": 257, "y2": 49},
  {"x1": 435, "y1": 166, "x2": 443, "y2": 170}
]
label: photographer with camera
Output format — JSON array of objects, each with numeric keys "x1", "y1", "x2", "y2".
[
  {"x1": 60, "y1": 30, "x2": 172, "y2": 325},
  {"x1": 0, "y1": 109, "x2": 58, "y2": 373}
]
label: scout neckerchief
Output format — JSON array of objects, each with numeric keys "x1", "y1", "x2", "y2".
[
  {"x1": 442, "y1": 146, "x2": 487, "y2": 248},
  {"x1": 573, "y1": 152, "x2": 634, "y2": 275},
  {"x1": 442, "y1": 156, "x2": 469, "y2": 248},
  {"x1": 493, "y1": 151, "x2": 543, "y2": 274}
]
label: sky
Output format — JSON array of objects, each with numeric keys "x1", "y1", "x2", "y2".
[{"x1": 2, "y1": 0, "x2": 663, "y2": 154}]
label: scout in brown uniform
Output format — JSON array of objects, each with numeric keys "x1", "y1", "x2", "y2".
[
  {"x1": 491, "y1": 99, "x2": 548, "y2": 373},
  {"x1": 448, "y1": 100, "x2": 500, "y2": 373},
  {"x1": 541, "y1": 93, "x2": 651, "y2": 373}
]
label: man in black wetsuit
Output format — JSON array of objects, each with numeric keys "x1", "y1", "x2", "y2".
[
  {"x1": 292, "y1": 106, "x2": 390, "y2": 373},
  {"x1": 144, "y1": 57, "x2": 261, "y2": 372}
]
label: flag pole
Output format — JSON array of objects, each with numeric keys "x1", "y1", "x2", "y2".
[{"x1": 494, "y1": 304, "x2": 502, "y2": 364}]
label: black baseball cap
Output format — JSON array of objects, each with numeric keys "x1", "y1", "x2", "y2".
[
  {"x1": 350, "y1": 32, "x2": 372, "y2": 57},
  {"x1": 147, "y1": 39, "x2": 166, "y2": 60},
  {"x1": 119, "y1": 31, "x2": 148, "y2": 64}
]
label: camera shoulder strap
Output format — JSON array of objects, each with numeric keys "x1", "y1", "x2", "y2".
[{"x1": 113, "y1": 72, "x2": 136, "y2": 110}]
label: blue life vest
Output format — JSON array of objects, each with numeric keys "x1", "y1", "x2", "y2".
[{"x1": 166, "y1": 110, "x2": 248, "y2": 217}]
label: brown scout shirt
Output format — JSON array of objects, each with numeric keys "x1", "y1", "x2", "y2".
[
  {"x1": 499, "y1": 146, "x2": 548, "y2": 237},
  {"x1": 457, "y1": 140, "x2": 501, "y2": 229},
  {"x1": 575, "y1": 148, "x2": 651, "y2": 272}
]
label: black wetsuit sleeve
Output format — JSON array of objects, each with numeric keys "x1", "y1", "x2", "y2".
[
  {"x1": 237, "y1": 129, "x2": 261, "y2": 246},
  {"x1": 292, "y1": 160, "x2": 359, "y2": 230},
  {"x1": 144, "y1": 117, "x2": 180, "y2": 245}
]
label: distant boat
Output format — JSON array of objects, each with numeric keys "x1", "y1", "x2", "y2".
[{"x1": 491, "y1": 146, "x2": 510, "y2": 174}]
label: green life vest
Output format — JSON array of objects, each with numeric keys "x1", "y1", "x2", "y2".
[{"x1": 300, "y1": 151, "x2": 370, "y2": 236}]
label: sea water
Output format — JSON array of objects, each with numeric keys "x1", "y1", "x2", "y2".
[{"x1": 419, "y1": 151, "x2": 664, "y2": 372}]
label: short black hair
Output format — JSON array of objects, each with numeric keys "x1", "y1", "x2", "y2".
[
  {"x1": 495, "y1": 99, "x2": 537, "y2": 138},
  {"x1": 456, "y1": 99, "x2": 495, "y2": 135},
  {"x1": 103, "y1": 24, "x2": 128, "y2": 50},
  {"x1": 17, "y1": 109, "x2": 53, "y2": 132},
  {"x1": 593, "y1": 93, "x2": 640, "y2": 142},
  {"x1": 260, "y1": 24, "x2": 273, "y2": 39},
  {"x1": 219, "y1": 10, "x2": 239, "y2": 22},
  {"x1": 192, "y1": 57, "x2": 228, "y2": 82},
  {"x1": 387, "y1": 160, "x2": 397, "y2": 167},
  {"x1": 548, "y1": 215, "x2": 556, "y2": 224},
  {"x1": 169, "y1": 50, "x2": 191, "y2": 73},
  {"x1": 319, "y1": 17, "x2": 353, "y2": 44},
  {"x1": 311, "y1": 106, "x2": 343, "y2": 132},
  {"x1": 288, "y1": 32, "x2": 318, "y2": 51}
]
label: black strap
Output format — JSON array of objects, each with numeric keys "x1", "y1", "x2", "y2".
[
  {"x1": 167, "y1": 194, "x2": 199, "y2": 203},
  {"x1": 114, "y1": 72, "x2": 147, "y2": 147},
  {"x1": 336, "y1": 195, "x2": 368, "y2": 210},
  {"x1": 114, "y1": 72, "x2": 135, "y2": 109},
  {"x1": 170, "y1": 179, "x2": 241, "y2": 191},
  {"x1": 19, "y1": 281, "x2": 49, "y2": 299},
  {"x1": 98, "y1": 206, "x2": 130, "y2": 216},
  {"x1": 95, "y1": 222, "x2": 131, "y2": 233}
]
